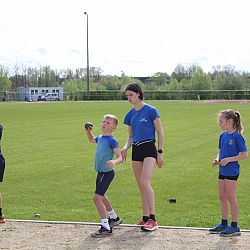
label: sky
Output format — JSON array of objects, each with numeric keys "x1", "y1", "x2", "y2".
[{"x1": 1, "y1": 0, "x2": 250, "y2": 76}]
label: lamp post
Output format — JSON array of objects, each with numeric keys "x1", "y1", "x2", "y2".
[{"x1": 84, "y1": 12, "x2": 90, "y2": 100}]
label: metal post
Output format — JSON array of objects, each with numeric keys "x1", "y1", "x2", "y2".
[{"x1": 84, "y1": 12, "x2": 90, "y2": 100}]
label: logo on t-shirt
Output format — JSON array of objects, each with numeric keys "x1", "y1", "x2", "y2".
[
  {"x1": 139, "y1": 118, "x2": 147, "y2": 122},
  {"x1": 229, "y1": 139, "x2": 234, "y2": 145}
]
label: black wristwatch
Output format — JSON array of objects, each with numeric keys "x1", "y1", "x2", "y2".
[{"x1": 157, "y1": 149, "x2": 163, "y2": 154}]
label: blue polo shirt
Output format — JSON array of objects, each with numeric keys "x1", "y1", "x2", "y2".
[
  {"x1": 124, "y1": 103, "x2": 159, "y2": 143},
  {"x1": 95, "y1": 135, "x2": 119, "y2": 173},
  {"x1": 219, "y1": 131, "x2": 247, "y2": 176}
]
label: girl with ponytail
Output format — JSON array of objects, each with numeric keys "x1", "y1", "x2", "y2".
[{"x1": 209, "y1": 109, "x2": 248, "y2": 236}]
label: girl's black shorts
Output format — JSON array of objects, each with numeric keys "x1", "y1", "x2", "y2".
[
  {"x1": 132, "y1": 141, "x2": 157, "y2": 162},
  {"x1": 219, "y1": 174, "x2": 239, "y2": 181}
]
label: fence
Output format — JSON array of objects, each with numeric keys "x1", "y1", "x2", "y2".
[
  {"x1": 64, "y1": 90, "x2": 250, "y2": 101},
  {"x1": 1, "y1": 90, "x2": 250, "y2": 101}
]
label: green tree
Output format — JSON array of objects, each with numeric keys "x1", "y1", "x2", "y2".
[
  {"x1": 149, "y1": 72, "x2": 170, "y2": 86},
  {"x1": 214, "y1": 73, "x2": 244, "y2": 90},
  {"x1": 119, "y1": 75, "x2": 134, "y2": 88},
  {"x1": 190, "y1": 67, "x2": 212, "y2": 90},
  {"x1": 62, "y1": 79, "x2": 79, "y2": 93},
  {"x1": 0, "y1": 65, "x2": 12, "y2": 92},
  {"x1": 211, "y1": 65, "x2": 249, "y2": 90},
  {"x1": 99, "y1": 76, "x2": 120, "y2": 90},
  {"x1": 38, "y1": 66, "x2": 58, "y2": 87},
  {"x1": 144, "y1": 82, "x2": 157, "y2": 90},
  {"x1": 179, "y1": 78, "x2": 191, "y2": 90},
  {"x1": 168, "y1": 77, "x2": 179, "y2": 90},
  {"x1": 171, "y1": 64, "x2": 187, "y2": 82},
  {"x1": 168, "y1": 77, "x2": 191, "y2": 90},
  {"x1": 241, "y1": 73, "x2": 250, "y2": 89}
]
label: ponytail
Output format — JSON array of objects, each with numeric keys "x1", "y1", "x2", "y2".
[{"x1": 234, "y1": 111, "x2": 244, "y2": 133}]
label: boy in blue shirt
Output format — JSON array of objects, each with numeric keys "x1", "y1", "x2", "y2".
[{"x1": 85, "y1": 114, "x2": 123, "y2": 238}]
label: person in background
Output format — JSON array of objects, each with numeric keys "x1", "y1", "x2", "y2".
[{"x1": 209, "y1": 109, "x2": 248, "y2": 237}]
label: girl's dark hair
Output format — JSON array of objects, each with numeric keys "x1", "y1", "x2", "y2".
[
  {"x1": 220, "y1": 109, "x2": 244, "y2": 133},
  {"x1": 125, "y1": 83, "x2": 144, "y2": 100}
]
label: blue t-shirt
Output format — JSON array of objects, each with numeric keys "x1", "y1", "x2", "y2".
[
  {"x1": 124, "y1": 103, "x2": 159, "y2": 143},
  {"x1": 95, "y1": 135, "x2": 119, "y2": 173},
  {"x1": 219, "y1": 131, "x2": 247, "y2": 176}
]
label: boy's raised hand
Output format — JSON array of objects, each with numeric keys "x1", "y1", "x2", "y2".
[{"x1": 84, "y1": 122, "x2": 93, "y2": 130}]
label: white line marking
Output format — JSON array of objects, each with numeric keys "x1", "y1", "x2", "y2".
[{"x1": 6, "y1": 219, "x2": 250, "y2": 232}]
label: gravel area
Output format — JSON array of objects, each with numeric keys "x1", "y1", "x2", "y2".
[{"x1": 1, "y1": 220, "x2": 250, "y2": 250}]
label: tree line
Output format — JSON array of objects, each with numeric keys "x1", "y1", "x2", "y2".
[{"x1": 1, "y1": 63, "x2": 250, "y2": 94}]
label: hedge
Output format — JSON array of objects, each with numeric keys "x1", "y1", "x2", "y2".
[{"x1": 1, "y1": 90, "x2": 250, "y2": 101}]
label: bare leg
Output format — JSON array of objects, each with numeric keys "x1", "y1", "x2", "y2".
[
  {"x1": 132, "y1": 161, "x2": 149, "y2": 216},
  {"x1": 219, "y1": 179, "x2": 228, "y2": 220},
  {"x1": 0, "y1": 193, "x2": 4, "y2": 221},
  {"x1": 0, "y1": 193, "x2": 2, "y2": 209},
  {"x1": 225, "y1": 179, "x2": 238, "y2": 222},
  {"x1": 93, "y1": 194, "x2": 107, "y2": 219},
  {"x1": 141, "y1": 157, "x2": 156, "y2": 215},
  {"x1": 102, "y1": 195, "x2": 112, "y2": 212}
]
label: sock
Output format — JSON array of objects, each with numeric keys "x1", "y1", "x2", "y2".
[
  {"x1": 0, "y1": 208, "x2": 2, "y2": 216},
  {"x1": 101, "y1": 219, "x2": 110, "y2": 230},
  {"x1": 143, "y1": 216, "x2": 150, "y2": 222},
  {"x1": 150, "y1": 214, "x2": 156, "y2": 222},
  {"x1": 108, "y1": 209, "x2": 117, "y2": 219},
  {"x1": 231, "y1": 221, "x2": 237, "y2": 228},
  {"x1": 221, "y1": 219, "x2": 228, "y2": 226}
]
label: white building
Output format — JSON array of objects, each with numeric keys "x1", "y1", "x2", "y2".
[{"x1": 17, "y1": 87, "x2": 63, "y2": 101}]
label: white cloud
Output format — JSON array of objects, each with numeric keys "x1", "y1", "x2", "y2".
[{"x1": 1, "y1": 0, "x2": 250, "y2": 75}]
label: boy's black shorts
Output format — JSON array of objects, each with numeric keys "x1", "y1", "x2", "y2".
[
  {"x1": 95, "y1": 170, "x2": 115, "y2": 196},
  {"x1": 0, "y1": 153, "x2": 5, "y2": 182},
  {"x1": 219, "y1": 174, "x2": 239, "y2": 181},
  {"x1": 132, "y1": 141, "x2": 157, "y2": 161}
]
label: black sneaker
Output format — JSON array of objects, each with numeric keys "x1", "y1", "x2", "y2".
[
  {"x1": 91, "y1": 226, "x2": 112, "y2": 238},
  {"x1": 108, "y1": 217, "x2": 122, "y2": 228}
]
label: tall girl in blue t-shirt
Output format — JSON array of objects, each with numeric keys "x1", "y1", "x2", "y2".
[
  {"x1": 121, "y1": 83, "x2": 164, "y2": 232},
  {"x1": 209, "y1": 109, "x2": 248, "y2": 236}
]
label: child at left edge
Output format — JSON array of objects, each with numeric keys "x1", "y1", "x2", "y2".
[
  {"x1": 84, "y1": 114, "x2": 123, "y2": 238},
  {"x1": 0, "y1": 124, "x2": 6, "y2": 223}
]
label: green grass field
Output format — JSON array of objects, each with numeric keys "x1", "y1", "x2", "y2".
[{"x1": 0, "y1": 101, "x2": 249, "y2": 228}]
